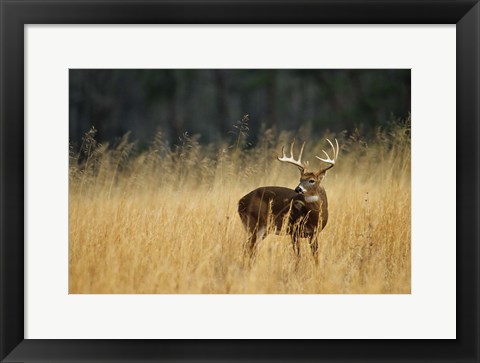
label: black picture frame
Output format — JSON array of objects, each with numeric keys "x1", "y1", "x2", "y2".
[{"x1": 1, "y1": 1, "x2": 479, "y2": 362}]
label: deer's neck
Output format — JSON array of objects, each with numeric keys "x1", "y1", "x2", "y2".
[
  {"x1": 302, "y1": 187, "x2": 328, "y2": 210},
  {"x1": 305, "y1": 195, "x2": 320, "y2": 203}
]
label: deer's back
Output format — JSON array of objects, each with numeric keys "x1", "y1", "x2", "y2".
[{"x1": 238, "y1": 186, "x2": 297, "y2": 212}]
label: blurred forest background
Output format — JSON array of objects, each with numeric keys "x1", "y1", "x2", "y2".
[{"x1": 69, "y1": 69, "x2": 410, "y2": 147}]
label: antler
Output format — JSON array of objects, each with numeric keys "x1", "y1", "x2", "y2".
[
  {"x1": 277, "y1": 140, "x2": 307, "y2": 172},
  {"x1": 315, "y1": 138, "x2": 339, "y2": 174}
]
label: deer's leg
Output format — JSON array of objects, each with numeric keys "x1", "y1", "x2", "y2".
[
  {"x1": 244, "y1": 232, "x2": 257, "y2": 259},
  {"x1": 291, "y1": 234, "x2": 300, "y2": 257},
  {"x1": 309, "y1": 236, "x2": 319, "y2": 264},
  {"x1": 244, "y1": 223, "x2": 267, "y2": 260},
  {"x1": 290, "y1": 234, "x2": 301, "y2": 272}
]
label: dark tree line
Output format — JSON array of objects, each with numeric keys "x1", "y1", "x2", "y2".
[{"x1": 69, "y1": 69, "x2": 410, "y2": 147}]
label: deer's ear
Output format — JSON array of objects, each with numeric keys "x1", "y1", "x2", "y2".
[{"x1": 316, "y1": 170, "x2": 327, "y2": 182}]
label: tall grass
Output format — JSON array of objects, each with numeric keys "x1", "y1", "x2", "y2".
[{"x1": 69, "y1": 117, "x2": 411, "y2": 294}]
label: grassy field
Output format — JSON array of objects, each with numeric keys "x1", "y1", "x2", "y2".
[{"x1": 69, "y1": 120, "x2": 411, "y2": 294}]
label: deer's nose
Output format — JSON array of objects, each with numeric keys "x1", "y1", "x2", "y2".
[{"x1": 295, "y1": 186, "x2": 304, "y2": 194}]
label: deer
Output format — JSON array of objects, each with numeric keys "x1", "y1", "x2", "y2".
[{"x1": 238, "y1": 138, "x2": 339, "y2": 260}]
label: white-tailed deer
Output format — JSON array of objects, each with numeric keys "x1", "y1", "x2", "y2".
[{"x1": 238, "y1": 139, "x2": 339, "y2": 259}]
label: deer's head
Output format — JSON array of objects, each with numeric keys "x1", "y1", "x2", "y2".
[{"x1": 277, "y1": 139, "x2": 339, "y2": 202}]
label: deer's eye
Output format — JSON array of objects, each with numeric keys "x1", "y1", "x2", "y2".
[{"x1": 309, "y1": 179, "x2": 315, "y2": 184}]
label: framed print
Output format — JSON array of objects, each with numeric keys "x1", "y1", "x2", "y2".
[{"x1": 1, "y1": 0, "x2": 479, "y2": 362}]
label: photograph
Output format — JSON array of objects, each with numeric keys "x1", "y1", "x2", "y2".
[
  {"x1": 68, "y1": 69, "x2": 411, "y2": 294},
  {"x1": 2, "y1": 0, "x2": 477, "y2": 360}
]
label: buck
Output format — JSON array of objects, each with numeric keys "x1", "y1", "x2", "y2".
[{"x1": 238, "y1": 139, "x2": 339, "y2": 259}]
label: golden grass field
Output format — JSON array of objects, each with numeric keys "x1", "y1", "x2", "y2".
[{"x1": 69, "y1": 121, "x2": 411, "y2": 294}]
